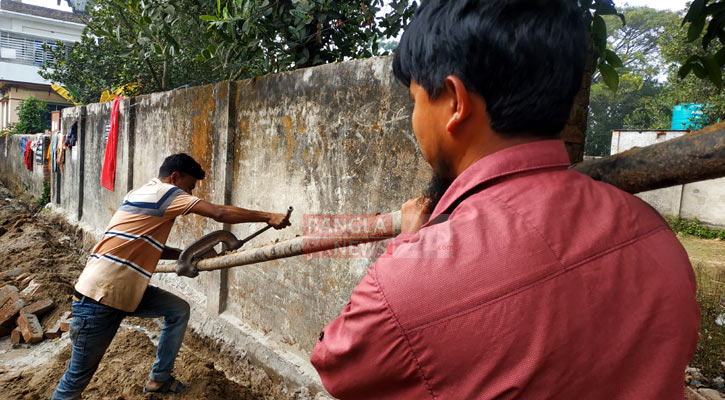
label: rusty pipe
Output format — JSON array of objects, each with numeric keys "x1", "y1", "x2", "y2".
[
  {"x1": 155, "y1": 212, "x2": 402, "y2": 274},
  {"x1": 571, "y1": 123, "x2": 725, "y2": 194}
]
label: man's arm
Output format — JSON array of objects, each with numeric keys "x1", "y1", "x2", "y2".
[
  {"x1": 310, "y1": 269, "x2": 431, "y2": 399},
  {"x1": 189, "y1": 200, "x2": 290, "y2": 228},
  {"x1": 160, "y1": 246, "x2": 182, "y2": 260}
]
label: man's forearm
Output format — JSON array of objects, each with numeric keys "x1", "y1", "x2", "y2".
[
  {"x1": 160, "y1": 246, "x2": 182, "y2": 260},
  {"x1": 214, "y1": 205, "x2": 272, "y2": 224}
]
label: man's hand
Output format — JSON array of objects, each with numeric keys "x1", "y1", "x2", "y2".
[
  {"x1": 160, "y1": 246, "x2": 182, "y2": 260},
  {"x1": 268, "y1": 213, "x2": 291, "y2": 229},
  {"x1": 401, "y1": 196, "x2": 433, "y2": 233}
]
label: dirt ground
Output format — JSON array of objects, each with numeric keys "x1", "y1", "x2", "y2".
[{"x1": 0, "y1": 185, "x2": 303, "y2": 400}]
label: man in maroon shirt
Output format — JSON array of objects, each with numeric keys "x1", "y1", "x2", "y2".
[{"x1": 310, "y1": 0, "x2": 700, "y2": 399}]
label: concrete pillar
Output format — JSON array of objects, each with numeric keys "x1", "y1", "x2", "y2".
[
  {"x1": 77, "y1": 106, "x2": 86, "y2": 221},
  {"x1": 206, "y1": 81, "x2": 236, "y2": 316},
  {"x1": 126, "y1": 97, "x2": 136, "y2": 193}
]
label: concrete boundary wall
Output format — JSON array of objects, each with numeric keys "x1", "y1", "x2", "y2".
[
  {"x1": 0, "y1": 133, "x2": 50, "y2": 198},
  {"x1": 611, "y1": 130, "x2": 725, "y2": 227},
  {"x1": 0, "y1": 56, "x2": 430, "y2": 394}
]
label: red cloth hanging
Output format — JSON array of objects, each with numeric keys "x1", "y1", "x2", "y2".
[
  {"x1": 101, "y1": 97, "x2": 121, "y2": 191},
  {"x1": 23, "y1": 140, "x2": 33, "y2": 171}
]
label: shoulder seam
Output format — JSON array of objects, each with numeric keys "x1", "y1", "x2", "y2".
[{"x1": 374, "y1": 264, "x2": 438, "y2": 399}]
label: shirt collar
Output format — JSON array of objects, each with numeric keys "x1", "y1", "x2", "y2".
[{"x1": 429, "y1": 140, "x2": 571, "y2": 220}]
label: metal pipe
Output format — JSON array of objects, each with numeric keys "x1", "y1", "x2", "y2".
[
  {"x1": 571, "y1": 123, "x2": 725, "y2": 194},
  {"x1": 155, "y1": 211, "x2": 402, "y2": 274}
]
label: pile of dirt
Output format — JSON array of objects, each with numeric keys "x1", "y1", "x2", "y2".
[
  {"x1": 0, "y1": 183, "x2": 302, "y2": 399},
  {"x1": 0, "y1": 325, "x2": 276, "y2": 399}
]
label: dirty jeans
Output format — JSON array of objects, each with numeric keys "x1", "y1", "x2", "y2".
[{"x1": 51, "y1": 286, "x2": 190, "y2": 400}]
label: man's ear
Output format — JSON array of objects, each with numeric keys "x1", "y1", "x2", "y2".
[
  {"x1": 444, "y1": 75, "x2": 472, "y2": 134},
  {"x1": 169, "y1": 171, "x2": 180, "y2": 184}
]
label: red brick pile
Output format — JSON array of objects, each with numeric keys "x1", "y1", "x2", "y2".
[{"x1": 0, "y1": 268, "x2": 72, "y2": 344}]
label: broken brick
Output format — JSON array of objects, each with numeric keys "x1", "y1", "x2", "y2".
[
  {"x1": 21, "y1": 298, "x2": 54, "y2": 317},
  {"x1": 59, "y1": 311, "x2": 72, "y2": 332},
  {"x1": 10, "y1": 327, "x2": 24, "y2": 344},
  {"x1": 45, "y1": 320, "x2": 62, "y2": 339},
  {"x1": 20, "y1": 280, "x2": 44, "y2": 297},
  {"x1": 19, "y1": 274, "x2": 34, "y2": 285},
  {"x1": 0, "y1": 267, "x2": 29, "y2": 280},
  {"x1": 0, "y1": 292, "x2": 25, "y2": 327},
  {"x1": 17, "y1": 313, "x2": 43, "y2": 343}
]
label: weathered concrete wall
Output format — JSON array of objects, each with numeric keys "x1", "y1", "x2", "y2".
[
  {"x1": 226, "y1": 59, "x2": 426, "y2": 355},
  {"x1": 0, "y1": 133, "x2": 49, "y2": 197},
  {"x1": 78, "y1": 100, "x2": 134, "y2": 235},
  {"x1": 611, "y1": 130, "x2": 725, "y2": 227},
  {"x1": 0, "y1": 56, "x2": 429, "y2": 394},
  {"x1": 58, "y1": 107, "x2": 82, "y2": 215}
]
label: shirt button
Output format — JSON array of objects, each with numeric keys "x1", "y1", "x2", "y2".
[{"x1": 318, "y1": 331, "x2": 324, "y2": 341}]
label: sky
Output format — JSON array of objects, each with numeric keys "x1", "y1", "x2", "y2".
[
  {"x1": 23, "y1": 0, "x2": 692, "y2": 14},
  {"x1": 618, "y1": 0, "x2": 690, "y2": 12},
  {"x1": 22, "y1": 0, "x2": 72, "y2": 12}
]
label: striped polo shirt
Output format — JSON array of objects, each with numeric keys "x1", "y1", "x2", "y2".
[{"x1": 75, "y1": 178, "x2": 200, "y2": 311}]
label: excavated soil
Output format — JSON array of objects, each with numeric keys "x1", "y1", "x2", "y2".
[{"x1": 0, "y1": 184, "x2": 297, "y2": 399}]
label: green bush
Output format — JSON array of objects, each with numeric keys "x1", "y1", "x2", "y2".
[
  {"x1": 13, "y1": 97, "x2": 48, "y2": 135},
  {"x1": 35, "y1": 181, "x2": 50, "y2": 207},
  {"x1": 667, "y1": 216, "x2": 725, "y2": 240}
]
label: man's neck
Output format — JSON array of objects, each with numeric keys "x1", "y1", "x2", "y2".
[{"x1": 452, "y1": 136, "x2": 546, "y2": 178}]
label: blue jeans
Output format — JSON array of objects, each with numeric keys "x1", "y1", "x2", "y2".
[{"x1": 52, "y1": 286, "x2": 190, "y2": 400}]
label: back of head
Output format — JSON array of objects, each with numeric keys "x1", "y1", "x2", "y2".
[
  {"x1": 158, "y1": 153, "x2": 206, "y2": 180},
  {"x1": 393, "y1": 0, "x2": 587, "y2": 139}
]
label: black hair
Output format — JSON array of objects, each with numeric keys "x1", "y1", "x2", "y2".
[
  {"x1": 393, "y1": 0, "x2": 587, "y2": 138},
  {"x1": 158, "y1": 153, "x2": 206, "y2": 180}
]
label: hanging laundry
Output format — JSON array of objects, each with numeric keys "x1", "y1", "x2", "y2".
[
  {"x1": 20, "y1": 138, "x2": 28, "y2": 154},
  {"x1": 57, "y1": 133, "x2": 65, "y2": 173},
  {"x1": 101, "y1": 97, "x2": 121, "y2": 191},
  {"x1": 47, "y1": 133, "x2": 52, "y2": 160},
  {"x1": 24, "y1": 140, "x2": 33, "y2": 171},
  {"x1": 34, "y1": 135, "x2": 44, "y2": 165},
  {"x1": 50, "y1": 132, "x2": 58, "y2": 172},
  {"x1": 64, "y1": 122, "x2": 78, "y2": 148}
]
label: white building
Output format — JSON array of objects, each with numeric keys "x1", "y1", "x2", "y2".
[
  {"x1": 611, "y1": 130, "x2": 725, "y2": 227},
  {"x1": 0, "y1": 0, "x2": 84, "y2": 130}
]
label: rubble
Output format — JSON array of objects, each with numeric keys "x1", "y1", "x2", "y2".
[
  {"x1": 17, "y1": 313, "x2": 43, "y2": 343},
  {"x1": 21, "y1": 298, "x2": 54, "y2": 317},
  {"x1": 59, "y1": 311, "x2": 72, "y2": 332},
  {"x1": 10, "y1": 326, "x2": 24, "y2": 344},
  {"x1": 0, "y1": 291, "x2": 25, "y2": 328}
]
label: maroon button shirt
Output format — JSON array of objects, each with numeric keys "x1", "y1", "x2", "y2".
[{"x1": 311, "y1": 140, "x2": 700, "y2": 399}]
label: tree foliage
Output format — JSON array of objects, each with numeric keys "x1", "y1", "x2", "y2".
[
  {"x1": 679, "y1": 0, "x2": 725, "y2": 88},
  {"x1": 39, "y1": 35, "x2": 144, "y2": 105},
  {"x1": 40, "y1": 0, "x2": 417, "y2": 101},
  {"x1": 13, "y1": 98, "x2": 48, "y2": 135},
  {"x1": 580, "y1": 0, "x2": 626, "y2": 92},
  {"x1": 200, "y1": 0, "x2": 416, "y2": 79},
  {"x1": 584, "y1": 7, "x2": 678, "y2": 156}
]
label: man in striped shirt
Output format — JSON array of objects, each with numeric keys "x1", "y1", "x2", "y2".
[{"x1": 53, "y1": 153, "x2": 290, "y2": 398}]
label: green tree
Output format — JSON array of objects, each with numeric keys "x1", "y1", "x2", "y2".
[
  {"x1": 679, "y1": 0, "x2": 725, "y2": 88},
  {"x1": 41, "y1": 0, "x2": 417, "y2": 97},
  {"x1": 13, "y1": 98, "x2": 48, "y2": 135},
  {"x1": 584, "y1": 7, "x2": 679, "y2": 156},
  {"x1": 659, "y1": 11, "x2": 725, "y2": 123},
  {"x1": 39, "y1": 35, "x2": 146, "y2": 104},
  {"x1": 199, "y1": 0, "x2": 417, "y2": 79}
]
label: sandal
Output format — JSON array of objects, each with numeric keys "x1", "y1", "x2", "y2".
[{"x1": 143, "y1": 376, "x2": 187, "y2": 395}]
